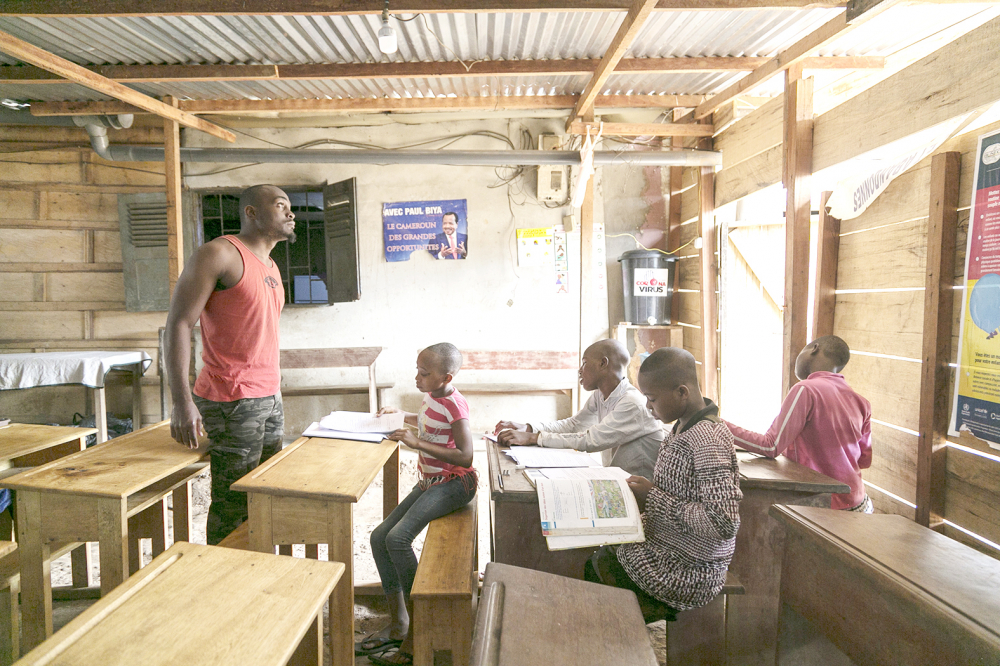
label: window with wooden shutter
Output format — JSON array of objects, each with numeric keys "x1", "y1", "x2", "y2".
[
  {"x1": 323, "y1": 178, "x2": 361, "y2": 303},
  {"x1": 118, "y1": 192, "x2": 170, "y2": 312}
]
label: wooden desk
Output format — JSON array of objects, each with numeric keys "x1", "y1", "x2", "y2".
[
  {"x1": 488, "y1": 442, "x2": 848, "y2": 665},
  {"x1": 472, "y1": 562, "x2": 657, "y2": 666},
  {"x1": 486, "y1": 440, "x2": 596, "y2": 578},
  {"x1": 231, "y1": 436, "x2": 400, "y2": 666},
  {"x1": 725, "y1": 452, "x2": 849, "y2": 666},
  {"x1": 0, "y1": 423, "x2": 99, "y2": 591},
  {"x1": 2, "y1": 420, "x2": 206, "y2": 652},
  {"x1": 15, "y1": 541, "x2": 345, "y2": 666},
  {"x1": 770, "y1": 505, "x2": 1000, "y2": 665}
]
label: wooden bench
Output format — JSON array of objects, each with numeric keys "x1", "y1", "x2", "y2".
[
  {"x1": 660, "y1": 571, "x2": 745, "y2": 666},
  {"x1": 455, "y1": 351, "x2": 579, "y2": 416},
  {"x1": 280, "y1": 347, "x2": 388, "y2": 412},
  {"x1": 411, "y1": 502, "x2": 478, "y2": 666}
]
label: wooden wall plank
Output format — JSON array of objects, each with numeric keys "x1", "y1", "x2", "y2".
[
  {"x1": 84, "y1": 155, "x2": 164, "y2": 187},
  {"x1": 838, "y1": 164, "x2": 932, "y2": 235},
  {"x1": 865, "y1": 483, "x2": 916, "y2": 520},
  {"x1": 0, "y1": 229, "x2": 86, "y2": 263},
  {"x1": 47, "y1": 273, "x2": 125, "y2": 303},
  {"x1": 833, "y1": 291, "x2": 923, "y2": 359},
  {"x1": 866, "y1": 421, "x2": 918, "y2": 504},
  {"x1": 944, "y1": 447, "x2": 1000, "y2": 547},
  {"x1": 836, "y1": 215, "x2": 928, "y2": 290},
  {"x1": 814, "y1": 16, "x2": 1000, "y2": 173},
  {"x1": 715, "y1": 145, "x2": 782, "y2": 209},
  {"x1": 676, "y1": 257, "x2": 702, "y2": 289},
  {"x1": 699, "y1": 165, "x2": 719, "y2": 402},
  {"x1": 92, "y1": 311, "x2": 167, "y2": 338},
  {"x1": 93, "y1": 230, "x2": 122, "y2": 263},
  {"x1": 841, "y1": 354, "x2": 921, "y2": 432},
  {"x1": 0, "y1": 273, "x2": 36, "y2": 301},
  {"x1": 0, "y1": 311, "x2": 83, "y2": 339},
  {"x1": 0, "y1": 190, "x2": 37, "y2": 219},
  {"x1": 1, "y1": 154, "x2": 83, "y2": 184},
  {"x1": 40, "y1": 191, "x2": 119, "y2": 222},
  {"x1": 713, "y1": 95, "x2": 784, "y2": 171}
]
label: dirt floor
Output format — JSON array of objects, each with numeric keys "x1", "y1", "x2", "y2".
[{"x1": 47, "y1": 441, "x2": 667, "y2": 665}]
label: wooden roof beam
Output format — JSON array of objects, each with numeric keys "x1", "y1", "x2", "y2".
[
  {"x1": 0, "y1": 30, "x2": 234, "y2": 142},
  {"x1": 693, "y1": 0, "x2": 898, "y2": 120},
  {"x1": 568, "y1": 0, "x2": 660, "y2": 130},
  {"x1": 0, "y1": 1, "x2": 848, "y2": 17},
  {"x1": 28, "y1": 94, "x2": 708, "y2": 117},
  {"x1": 0, "y1": 57, "x2": 885, "y2": 84},
  {"x1": 568, "y1": 121, "x2": 714, "y2": 136}
]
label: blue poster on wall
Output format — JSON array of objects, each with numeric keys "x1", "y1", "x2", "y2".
[{"x1": 383, "y1": 199, "x2": 468, "y2": 262}]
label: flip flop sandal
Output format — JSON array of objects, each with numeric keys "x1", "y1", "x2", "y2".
[
  {"x1": 368, "y1": 647, "x2": 413, "y2": 666},
  {"x1": 354, "y1": 634, "x2": 402, "y2": 656}
]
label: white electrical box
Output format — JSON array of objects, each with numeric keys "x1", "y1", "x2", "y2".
[{"x1": 537, "y1": 134, "x2": 568, "y2": 203}]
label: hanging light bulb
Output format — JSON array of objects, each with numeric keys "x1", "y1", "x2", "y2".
[{"x1": 378, "y1": 0, "x2": 397, "y2": 55}]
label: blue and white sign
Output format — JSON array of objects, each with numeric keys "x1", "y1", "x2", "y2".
[{"x1": 383, "y1": 199, "x2": 468, "y2": 262}]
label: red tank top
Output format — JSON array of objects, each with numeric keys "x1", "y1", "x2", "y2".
[{"x1": 193, "y1": 236, "x2": 283, "y2": 402}]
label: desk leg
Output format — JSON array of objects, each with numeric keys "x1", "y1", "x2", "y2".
[
  {"x1": 383, "y1": 446, "x2": 399, "y2": 520},
  {"x1": 70, "y1": 544, "x2": 93, "y2": 588},
  {"x1": 131, "y1": 363, "x2": 142, "y2": 431},
  {"x1": 17, "y1": 491, "x2": 51, "y2": 653},
  {"x1": 97, "y1": 498, "x2": 128, "y2": 595},
  {"x1": 288, "y1": 613, "x2": 322, "y2": 666},
  {"x1": 247, "y1": 493, "x2": 274, "y2": 554},
  {"x1": 172, "y1": 482, "x2": 192, "y2": 544},
  {"x1": 327, "y1": 501, "x2": 353, "y2": 666},
  {"x1": 93, "y1": 387, "x2": 108, "y2": 445}
]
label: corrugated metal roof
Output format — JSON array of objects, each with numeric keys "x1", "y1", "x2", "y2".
[{"x1": 0, "y1": 6, "x2": 993, "y2": 103}]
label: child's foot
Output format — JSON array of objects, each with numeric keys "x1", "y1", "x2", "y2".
[
  {"x1": 354, "y1": 630, "x2": 403, "y2": 656},
  {"x1": 368, "y1": 647, "x2": 413, "y2": 666}
]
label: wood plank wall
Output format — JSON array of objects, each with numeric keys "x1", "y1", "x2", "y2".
[
  {"x1": 0, "y1": 124, "x2": 167, "y2": 426},
  {"x1": 831, "y1": 120, "x2": 1000, "y2": 556}
]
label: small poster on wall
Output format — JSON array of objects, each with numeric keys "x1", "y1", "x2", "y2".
[
  {"x1": 516, "y1": 227, "x2": 555, "y2": 267},
  {"x1": 383, "y1": 199, "x2": 468, "y2": 262},
  {"x1": 951, "y1": 128, "x2": 1000, "y2": 450}
]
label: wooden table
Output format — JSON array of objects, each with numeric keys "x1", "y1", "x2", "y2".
[
  {"x1": 770, "y1": 505, "x2": 1000, "y2": 665},
  {"x1": 0, "y1": 423, "x2": 99, "y2": 588},
  {"x1": 724, "y1": 452, "x2": 849, "y2": 666},
  {"x1": 1, "y1": 420, "x2": 206, "y2": 652},
  {"x1": 487, "y1": 442, "x2": 848, "y2": 665},
  {"x1": 472, "y1": 562, "x2": 657, "y2": 666},
  {"x1": 231, "y1": 435, "x2": 400, "y2": 666},
  {"x1": 15, "y1": 541, "x2": 345, "y2": 666}
]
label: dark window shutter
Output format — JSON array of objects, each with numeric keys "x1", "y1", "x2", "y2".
[
  {"x1": 118, "y1": 192, "x2": 170, "y2": 312},
  {"x1": 323, "y1": 178, "x2": 360, "y2": 303}
]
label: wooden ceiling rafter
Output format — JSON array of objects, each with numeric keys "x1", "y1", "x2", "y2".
[
  {"x1": 0, "y1": 56, "x2": 885, "y2": 84},
  {"x1": 0, "y1": 29, "x2": 235, "y2": 142},
  {"x1": 28, "y1": 93, "x2": 710, "y2": 117},
  {"x1": 0, "y1": 0, "x2": 849, "y2": 17},
  {"x1": 567, "y1": 0, "x2": 660, "y2": 130}
]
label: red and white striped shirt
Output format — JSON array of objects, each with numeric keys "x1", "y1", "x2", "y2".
[{"x1": 417, "y1": 390, "x2": 473, "y2": 479}]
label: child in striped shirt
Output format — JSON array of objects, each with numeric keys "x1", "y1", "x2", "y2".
[{"x1": 359, "y1": 343, "x2": 477, "y2": 666}]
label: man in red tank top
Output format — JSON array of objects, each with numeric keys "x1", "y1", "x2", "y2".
[{"x1": 165, "y1": 185, "x2": 294, "y2": 544}]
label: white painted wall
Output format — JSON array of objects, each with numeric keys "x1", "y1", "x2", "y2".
[{"x1": 184, "y1": 117, "x2": 610, "y2": 432}]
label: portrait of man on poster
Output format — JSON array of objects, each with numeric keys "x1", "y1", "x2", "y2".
[{"x1": 429, "y1": 211, "x2": 468, "y2": 260}]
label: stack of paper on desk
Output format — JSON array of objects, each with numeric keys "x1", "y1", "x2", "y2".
[
  {"x1": 302, "y1": 411, "x2": 405, "y2": 443},
  {"x1": 535, "y1": 467, "x2": 645, "y2": 550},
  {"x1": 503, "y1": 447, "x2": 601, "y2": 468}
]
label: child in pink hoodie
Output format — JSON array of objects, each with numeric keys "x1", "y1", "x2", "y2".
[{"x1": 725, "y1": 335, "x2": 873, "y2": 512}]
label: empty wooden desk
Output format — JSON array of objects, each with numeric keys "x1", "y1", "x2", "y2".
[
  {"x1": 231, "y1": 435, "x2": 400, "y2": 666},
  {"x1": 725, "y1": 452, "x2": 849, "y2": 666},
  {"x1": 15, "y1": 541, "x2": 345, "y2": 666},
  {"x1": 770, "y1": 505, "x2": 1000, "y2": 665},
  {"x1": 472, "y1": 562, "x2": 657, "y2": 666},
  {"x1": 2, "y1": 420, "x2": 206, "y2": 652}
]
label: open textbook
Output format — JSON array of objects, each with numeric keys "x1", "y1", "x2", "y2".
[
  {"x1": 302, "y1": 411, "x2": 405, "y2": 443},
  {"x1": 535, "y1": 467, "x2": 644, "y2": 550}
]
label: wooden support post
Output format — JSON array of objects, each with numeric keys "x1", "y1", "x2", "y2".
[
  {"x1": 812, "y1": 190, "x2": 840, "y2": 338},
  {"x1": 781, "y1": 69, "x2": 814, "y2": 396},
  {"x1": 164, "y1": 95, "x2": 184, "y2": 296},
  {"x1": 699, "y1": 165, "x2": 719, "y2": 402},
  {"x1": 668, "y1": 135, "x2": 683, "y2": 326},
  {"x1": 578, "y1": 138, "x2": 596, "y2": 412},
  {"x1": 915, "y1": 151, "x2": 960, "y2": 527}
]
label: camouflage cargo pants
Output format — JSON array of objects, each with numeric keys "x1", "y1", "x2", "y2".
[{"x1": 193, "y1": 393, "x2": 283, "y2": 545}]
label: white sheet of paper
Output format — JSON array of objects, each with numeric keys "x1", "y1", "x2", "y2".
[
  {"x1": 319, "y1": 411, "x2": 404, "y2": 433},
  {"x1": 302, "y1": 422, "x2": 385, "y2": 443},
  {"x1": 482, "y1": 433, "x2": 499, "y2": 443},
  {"x1": 540, "y1": 467, "x2": 630, "y2": 481},
  {"x1": 503, "y1": 447, "x2": 601, "y2": 468}
]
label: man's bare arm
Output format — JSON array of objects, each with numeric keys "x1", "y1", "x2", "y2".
[{"x1": 164, "y1": 240, "x2": 241, "y2": 448}]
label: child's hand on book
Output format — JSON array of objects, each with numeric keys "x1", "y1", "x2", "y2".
[
  {"x1": 497, "y1": 429, "x2": 538, "y2": 447},
  {"x1": 387, "y1": 428, "x2": 420, "y2": 450},
  {"x1": 626, "y1": 476, "x2": 653, "y2": 512},
  {"x1": 377, "y1": 406, "x2": 400, "y2": 416}
]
